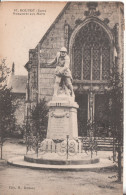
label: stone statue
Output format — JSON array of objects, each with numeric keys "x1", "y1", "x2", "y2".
[{"x1": 48, "y1": 47, "x2": 74, "y2": 98}]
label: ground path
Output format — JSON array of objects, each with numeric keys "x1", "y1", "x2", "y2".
[{"x1": 0, "y1": 139, "x2": 123, "y2": 195}]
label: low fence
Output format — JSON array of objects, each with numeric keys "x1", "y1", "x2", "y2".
[{"x1": 26, "y1": 135, "x2": 98, "y2": 160}]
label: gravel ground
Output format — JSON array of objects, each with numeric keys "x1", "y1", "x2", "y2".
[{"x1": 0, "y1": 138, "x2": 123, "y2": 195}]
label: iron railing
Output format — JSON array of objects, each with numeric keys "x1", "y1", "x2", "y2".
[{"x1": 26, "y1": 135, "x2": 98, "y2": 159}]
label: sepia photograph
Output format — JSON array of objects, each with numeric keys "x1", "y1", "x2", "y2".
[{"x1": 0, "y1": 1, "x2": 124, "y2": 195}]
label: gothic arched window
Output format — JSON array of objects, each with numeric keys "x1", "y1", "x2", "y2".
[{"x1": 73, "y1": 22, "x2": 110, "y2": 81}]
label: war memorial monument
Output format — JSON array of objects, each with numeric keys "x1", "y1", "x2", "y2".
[{"x1": 8, "y1": 47, "x2": 115, "y2": 170}]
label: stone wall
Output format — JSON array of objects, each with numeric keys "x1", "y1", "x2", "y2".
[
  {"x1": 119, "y1": 4, "x2": 124, "y2": 73},
  {"x1": 27, "y1": 2, "x2": 124, "y2": 102},
  {"x1": 39, "y1": 68, "x2": 55, "y2": 101},
  {"x1": 39, "y1": 2, "x2": 122, "y2": 63},
  {"x1": 14, "y1": 94, "x2": 26, "y2": 127}
]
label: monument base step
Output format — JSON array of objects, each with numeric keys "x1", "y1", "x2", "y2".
[
  {"x1": 24, "y1": 154, "x2": 99, "y2": 165},
  {"x1": 7, "y1": 156, "x2": 116, "y2": 171}
]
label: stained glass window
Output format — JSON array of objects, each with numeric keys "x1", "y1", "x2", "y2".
[
  {"x1": 92, "y1": 49, "x2": 100, "y2": 80},
  {"x1": 102, "y1": 47, "x2": 110, "y2": 80},
  {"x1": 73, "y1": 46, "x2": 82, "y2": 80},
  {"x1": 83, "y1": 49, "x2": 91, "y2": 80},
  {"x1": 72, "y1": 22, "x2": 111, "y2": 81}
]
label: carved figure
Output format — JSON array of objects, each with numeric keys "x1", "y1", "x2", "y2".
[{"x1": 49, "y1": 47, "x2": 74, "y2": 97}]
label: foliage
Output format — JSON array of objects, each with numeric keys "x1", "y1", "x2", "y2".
[
  {"x1": 108, "y1": 61, "x2": 123, "y2": 142},
  {"x1": 0, "y1": 59, "x2": 17, "y2": 158},
  {"x1": 108, "y1": 61, "x2": 123, "y2": 181},
  {"x1": 0, "y1": 88, "x2": 16, "y2": 135},
  {"x1": 31, "y1": 98, "x2": 49, "y2": 140},
  {"x1": 0, "y1": 59, "x2": 10, "y2": 89}
]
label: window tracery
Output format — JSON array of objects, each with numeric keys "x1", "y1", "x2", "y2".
[{"x1": 72, "y1": 22, "x2": 111, "y2": 81}]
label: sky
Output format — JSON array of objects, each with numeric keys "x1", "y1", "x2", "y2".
[{"x1": 0, "y1": 1, "x2": 66, "y2": 75}]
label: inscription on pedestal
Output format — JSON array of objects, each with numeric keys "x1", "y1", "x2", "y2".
[
  {"x1": 49, "y1": 117, "x2": 69, "y2": 139},
  {"x1": 47, "y1": 98, "x2": 78, "y2": 140}
]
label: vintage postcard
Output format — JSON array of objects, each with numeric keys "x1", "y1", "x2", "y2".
[{"x1": 0, "y1": 1, "x2": 124, "y2": 195}]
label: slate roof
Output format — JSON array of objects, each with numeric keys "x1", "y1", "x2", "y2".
[{"x1": 9, "y1": 75, "x2": 27, "y2": 94}]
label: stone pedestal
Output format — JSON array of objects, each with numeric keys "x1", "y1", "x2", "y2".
[{"x1": 47, "y1": 95, "x2": 79, "y2": 140}]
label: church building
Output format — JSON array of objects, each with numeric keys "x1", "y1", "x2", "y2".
[{"x1": 25, "y1": 2, "x2": 124, "y2": 137}]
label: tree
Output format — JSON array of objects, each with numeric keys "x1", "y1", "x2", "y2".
[
  {"x1": 25, "y1": 99, "x2": 49, "y2": 155},
  {"x1": 31, "y1": 98, "x2": 49, "y2": 140},
  {"x1": 0, "y1": 59, "x2": 16, "y2": 159},
  {"x1": 108, "y1": 61, "x2": 123, "y2": 182}
]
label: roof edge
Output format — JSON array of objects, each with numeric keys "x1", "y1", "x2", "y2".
[
  {"x1": 24, "y1": 2, "x2": 71, "y2": 68},
  {"x1": 36, "y1": 2, "x2": 71, "y2": 48}
]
